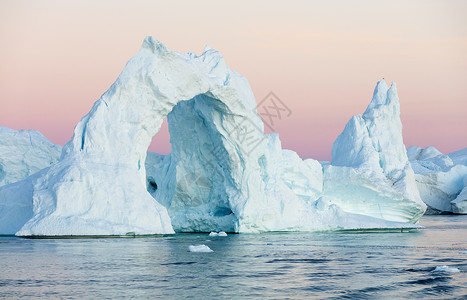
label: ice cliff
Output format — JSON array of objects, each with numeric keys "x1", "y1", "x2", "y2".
[
  {"x1": 323, "y1": 80, "x2": 427, "y2": 223},
  {"x1": 0, "y1": 38, "x2": 425, "y2": 236},
  {"x1": 0, "y1": 127, "x2": 61, "y2": 186},
  {"x1": 408, "y1": 146, "x2": 467, "y2": 214}
]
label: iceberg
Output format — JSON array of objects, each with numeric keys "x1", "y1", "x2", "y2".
[
  {"x1": 408, "y1": 146, "x2": 467, "y2": 214},
  {"x1": 323, "y1": 80, "x2": 426, "y2": 223},
  {"x1": 0, "y1": 37, "x2": 426, "y2": 236},
  {"x1": 188, "y1": 245, "x2": 213, "y2": 253},
  {"x1": 209, "y1": 232, "x2": 227, "y2": 237},
  {"x1": 432, "y1": 265, "x2": 461, "y2": 273},
  {"x1": 0, "y1": 127, "x2": 61, "y2": 186}
]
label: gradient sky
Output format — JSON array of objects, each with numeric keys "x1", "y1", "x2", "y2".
[{"x1": 0, "y1": 0, "x2": 466, "y2": 160}]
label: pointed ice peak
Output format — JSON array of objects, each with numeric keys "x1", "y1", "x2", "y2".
[
  {"x1": 363, "y1": 80, "x2": 389, "y2": 116},
  {"x1": 378, "y1": 78, "x2": 388, "y2": 86},
  {"x1": 143, "y1": 36, "x2": 155, "y2": 44},
  {"x1": 195, "y1": 44, "x2": 231, "y2": 81},
  {"x1": 203, "y1": 44, "x2": 213, "y2": 53},
  {"x1": 142, "y1": 36, "x2": 170, "y2": 55},
  {"x1": 386, "y1": 82, "x2": 399, "y2": 105},
  {"x1": 372, "y1": 79, "x2": 389, "y2": 104},
  {"x1": 418, "y1": 145, "x2": 443, "y2": 161}
]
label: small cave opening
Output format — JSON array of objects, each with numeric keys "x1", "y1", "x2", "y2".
[
  {"x1": 0, "y1": 164, "x2": 5, "y2": 182},
  {"x1": 147, "y1": 177, "x2": 158, "y2": 193},
  {"x1": 214, "y1": 207, "x2": 234, "y2": 217}
]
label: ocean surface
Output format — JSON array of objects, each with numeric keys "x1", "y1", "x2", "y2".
[{"x1": 1, "y1": 215, "x2": 466, "y2": 299}]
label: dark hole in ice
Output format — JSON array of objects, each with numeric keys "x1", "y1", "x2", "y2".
[
  {"x1": 214, "y1": 207, "x2": 233, "y2": 217},
  {"x1": 0, "y1": 164, "x2": 5, "y2": 182},
  {"x1": 147, "y1": 177, "x2": 158, "y2": 193}
]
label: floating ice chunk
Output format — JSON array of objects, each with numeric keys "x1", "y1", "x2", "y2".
[
  {"x1": 432, "y1": 265, "x2": 460, "y2": 273},
  {"x1": 408, "y1": 145, "x2": 467, "y2": 214},
  {"x1": 326, "y1": 80, "x2": 426, "y2": 223},
  {"x1": 266, "y1": 242, "x2": 296, "y2": 246},
  {"x1": 188, "y1": 245, "x2": 213, "y2": 253},
  {"x1": 209, "y1": 232, "x2": 228, "y2": 237},
  {"x1": 460, "y1": 251, "x2": 467, "y2": 254},
  {"x1": 300, "y1": 252, "x2": 314, "y2": 256}
]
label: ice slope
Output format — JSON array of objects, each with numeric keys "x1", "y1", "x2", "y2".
[
  {"x1": 408, "y1": 146, "x2": 467, "y2": 214},
  {"x1": 448, "y1": 148, "x2": 467, "y2": 166},
  {"x1": 0, "y1": 170, "x2": 44, "y2": 235},
  {"x1": 1, "y1": 38, "x2": 424, "y2": 235},
  {"x1": 449, "y1": 149, "x2": 467, "y2": 214},
  {"x1": 0, "y1": 127, "x2": 61, "y2": 186},
  {"x1": 324, "y1": 80, "x2": 426, "y2": 223},
  {"x1": 452, "y1": 178, "x2": 467, "y2": 214}
]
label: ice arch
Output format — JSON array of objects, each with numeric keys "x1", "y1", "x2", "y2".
[
  {"x1": 15, "y1": 37, "x2": 323, "y2": 236},
  {"x1": 13, "y1": 38, "x2": 262, "y2": 235}
]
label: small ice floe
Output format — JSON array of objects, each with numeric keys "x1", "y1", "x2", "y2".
[
  {"x1": 267, "y1": 242, "x2": 282, "y2": 246},
  {"x1": 300, "y1": 252, "x2": 314, "y2": 256},
  {"x1": 209, "y1": 231, "x2": 227, "y2": 237},
  {"x1": 267, "y1": 242, "x2": 295, "y2": 246},
  {"x1": 431, "y1": 265, "x2": 460, "y2": 273},
  {"x1": 187, "y1": 245, "x2": 213, "y2": 253},
  {"x1": 460, "y1": 251, "x2": 467, "y2": 254}
]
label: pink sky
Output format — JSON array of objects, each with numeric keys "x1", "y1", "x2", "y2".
[{"x1": 0, "y1": 1, "x2": 466, "y2": 161}]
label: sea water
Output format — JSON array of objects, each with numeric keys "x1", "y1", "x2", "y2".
[{"x1": 1, "y1": 215, "x2": 466, "y2": 299}]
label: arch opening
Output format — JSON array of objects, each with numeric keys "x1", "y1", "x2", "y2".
[{"x1": 145, "y1": 94, "x2": 241, "y2": 232}]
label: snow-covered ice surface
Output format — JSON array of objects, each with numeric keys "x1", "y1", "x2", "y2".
[
  {"x1": 187, "y1": 244, "x2": 213, "y2": 253},
  {"x1": 408, "y1": 146, "x2": 467, "y2": 214},
  {"x1": 0, "y1": 127, "x2": 61, "y2": 186},
  {"x1": 323, "y1": 80, "x2": 426, "y2": 223},
  {"x1": 1, "y1": 38, "x2": 426, "y2": 235}
]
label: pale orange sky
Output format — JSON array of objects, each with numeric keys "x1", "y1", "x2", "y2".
[{"x1": 0, "y1": 0, "x2": 466, "y2": 160}]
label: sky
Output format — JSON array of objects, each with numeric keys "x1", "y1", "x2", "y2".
[{"x1": 0, "y1": 0, "x2": 466, "y2": 161}]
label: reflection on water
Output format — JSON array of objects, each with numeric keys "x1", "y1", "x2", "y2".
[{"x1": 1, "y1": 215, "x2": 466, "y2": 299}]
